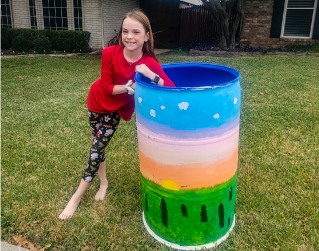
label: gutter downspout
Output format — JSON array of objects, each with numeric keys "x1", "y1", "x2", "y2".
[{"x1": 101, "y1": 0, "x2": 104, "y2": 48}]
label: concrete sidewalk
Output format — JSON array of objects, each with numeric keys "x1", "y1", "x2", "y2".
[
  {"x1": 154, "y1": 48, "x2": 172, "y2": 55},
  {"x1": 1, "y1": 241, "x2": 30, "y2": 251},
  {"x1": 1, "y1": 48, "x2": 171, "y2": 58}
]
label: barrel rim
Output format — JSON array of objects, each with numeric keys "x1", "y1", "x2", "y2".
[
  {"x1": 142, "y1": 211, "x2": 236, "y2": 249},
  {"x1": 134, "y1": 63, "x2": 241, "y2": 91}
]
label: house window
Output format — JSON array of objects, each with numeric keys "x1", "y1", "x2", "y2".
[
  {"x1": 42, "y1": 0, "x2": 68, "y2": 30},
  {"x1": 1, "y1": 0, "x2": 12, "y2": 28},
  {"x1": 73, "y1": 0, "x2": 82, "y2": 30},
  {"x1": 29, "y1": 0, "x2": 37, "y2": 29},
  {"x1": 281, "y1": 0, "x2": 318, "y2": 38}
]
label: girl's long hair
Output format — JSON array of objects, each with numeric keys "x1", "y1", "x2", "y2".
[{"x1": 118, "y1": 9, "x2": 157, "y2": 61}]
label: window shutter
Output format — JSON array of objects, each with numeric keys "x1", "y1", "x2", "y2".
[
  {"x1": 270, "y1": 0, "x2": 286, "y2": 38},
  {"x1": 313, "y1": 2, "x2": 319, "y2": 39},
  {"x1": 284, "y1": 9, "x2": 314, "y2": 37}
]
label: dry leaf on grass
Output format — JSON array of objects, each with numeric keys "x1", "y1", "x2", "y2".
[
  {"x1": 39, "y1": 244, "x2": 52, "y2": 251},
  {"x1": 12, "y1": 235, "x2": 28, "y2": 247},
  {"x1": 82, "y1": 246, "x2": 90, "y2": 251},
  {"x1": 26, "y1": 242, "x2": 38, "y2": 251},
  {"x1": 12, "y1": 235, "x2": 51, "y2": 251}
]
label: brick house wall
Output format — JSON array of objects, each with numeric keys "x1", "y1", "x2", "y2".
[
  {"x1": 10, "y1": 1, "x2": 30, "y2": 29},
  {"x1": 34, "y1": 0, "x2": 44, "y2": 29},
  {"x1": 4, "y1": 0, "x2": 139, "y2": 50},
  {"x1": 241, "y1": 0, "x2": 319, "y2": 48},
  {"x1": 102, "y1": 0, "x2": 139, "y2": 47},
  {"x1": 82, "y1": 0, "x2": 103, "y2": 49}
]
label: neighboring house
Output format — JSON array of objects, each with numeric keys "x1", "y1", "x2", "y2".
[
  {"x1": 1, "y1": 0, "x2": 139, "y2": 50},
  {"x1": 178, "y1": 0, "x2": 319, "y2": 47},
  {"x1": 1, "y1": 0, "x2": 318, "y2": 50},
  {"x1": 242, "y1": 0, "x2": 319, "y2": 47}
]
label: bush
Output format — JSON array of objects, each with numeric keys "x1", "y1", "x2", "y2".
[
  {"x1": 33, "y1": 37, "x2": 52, "y2": 53},
  {"x1": 1, "y1": 28, "x2": 90, "y2": 52},
  {"x1": 1, "y1": 27, "x2": 11, "y2": 49},
  {"x1": 12, "y1": 36, "x2": 32, "y2": 52},
  {"x1": 285, "y1": 42, "x2": 319, "y2": 53},
  {"x1": 47, "y1": 30, "x2": 90, "y2": 52}
]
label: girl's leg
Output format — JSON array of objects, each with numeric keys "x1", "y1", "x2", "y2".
[
  {"x1": 59, "y1": 111, "x2": 120, "y2": 220},
  {"x1": 94, "y1": 112, "x2": 120, "y2": 200},
  {"x1": 58, "y1": 179, "x2": 90, "y2": 220},
  {"x1": 95, "y1": 161, "x2": 108, "y2": 201}
]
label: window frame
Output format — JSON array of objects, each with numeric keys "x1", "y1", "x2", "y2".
[
  {"x1": 280, "y1": 0, "x2": 318, "y2": 39},
  {"x1": 42, "y1": 0, "x2": 68, "y2": 30},
  {"x1": 73, "y1": 0, "x2": 82, "y2": 31},
  {"x1": 1, "y1": 0, "x2": 12, "y2": 28},
  {"x1": 29, "y1": 0, "x2": 38, "y2": 29}
]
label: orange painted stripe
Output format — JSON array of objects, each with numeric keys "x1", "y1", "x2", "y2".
[{"x1": 139, "y1": 149, "x2": 238, "y2": 190}]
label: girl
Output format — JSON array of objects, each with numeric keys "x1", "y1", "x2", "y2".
[{"x1": 59, "y1": 9, "x2": 175, "y2": 220}]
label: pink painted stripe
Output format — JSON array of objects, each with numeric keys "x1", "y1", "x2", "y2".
[
  {"x1": 136, "y1": 119, "x2": 239, "y2": 146},
  {"x1": 137, "y1": 123, "x2": 239, "y2": 165}
]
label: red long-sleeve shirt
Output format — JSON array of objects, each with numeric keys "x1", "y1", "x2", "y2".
[{"x1": 87, "y1": 45, "x2": 175, "y2": 121}]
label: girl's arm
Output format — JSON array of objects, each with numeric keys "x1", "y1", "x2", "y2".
[
  {"x1": 135, "y1": 64, "x2": 164, "y2": 86},
  {"x1": 100, "y1": 48, "x2": 116, "y2": 95},
  {"x1": 100, "y1": 48, "x2": 136, "y2": 95},
  {"x1": 112, "y1": 82, "x2": 136, "y2": 95},
  {"x1": 135, "y1": 63, "x2": 175, "y2": 87}
]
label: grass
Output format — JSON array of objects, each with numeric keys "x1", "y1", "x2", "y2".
[{"x1": 1, "y1": 52, "x2": 319, "y2": 250}]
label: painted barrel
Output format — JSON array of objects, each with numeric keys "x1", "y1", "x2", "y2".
[{"x1": 134, "y1": 63, "x2": 241, "y2": 250}]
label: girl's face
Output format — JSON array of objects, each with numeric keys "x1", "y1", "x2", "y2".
[{"x1": 122, "y1": 17, "x2": 149, "y2": 53}]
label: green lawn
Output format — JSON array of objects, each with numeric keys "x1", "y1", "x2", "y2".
[{"x1": 1, "y1": 52, "x2": 318, "y2": 250}]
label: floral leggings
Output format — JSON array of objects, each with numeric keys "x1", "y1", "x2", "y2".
[{"x1": 83, "y1": 110, "x2": 121, "y2": 183}]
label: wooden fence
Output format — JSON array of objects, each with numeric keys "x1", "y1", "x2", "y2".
[
  {"x1": 145, "y1": 3, "x2": 238, "y2": 48},
  {"x1": 178, "y1": 5, "x2": 239, "y2": 47},
  {"x1": 179, "y1": 6, "x2": 218, "y2": 46}
]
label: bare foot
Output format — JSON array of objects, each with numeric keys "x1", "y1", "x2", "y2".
[
  {"x1": 58, "y1": 197, "x2": 81, "y2": 220},
  {"x1": 95, "y1": 183, "x2": 108, "y2": 201}
]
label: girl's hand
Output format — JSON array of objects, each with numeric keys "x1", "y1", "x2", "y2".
[
  {"x1": 131, "y1": 81, "x2": 136, "y2": 90},
  {"x1": 135, "y1": 64, "x2": 154, "y2": 80}
]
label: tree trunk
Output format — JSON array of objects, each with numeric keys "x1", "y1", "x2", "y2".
[{"x1": 202, "y1": 0, "x2": 245, "y2": 49}]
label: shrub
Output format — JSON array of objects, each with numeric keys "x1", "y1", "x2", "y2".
[
  {"x1": 1, "y1": 27, "x2": 11, "y2": 49},
  {"x1": 1, "y1": 28, "x2": 90, "y2": 52},
  {"x1": 11, "y1": 28, "x2": 37, "y2": 42},
  {"x1": 32, "y1": 37, "x2": 52, "y2": 53},
  {"x1": 12, "y1": 36, "x2": 32, "y2": 52},
  {"x1": 49, "y1": 30, "x2": 90, "y2": 52},
  {"x1": 285, "y1": 42, "x2": 319, "y2": 53}
]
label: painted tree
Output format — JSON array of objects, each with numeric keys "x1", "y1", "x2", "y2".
[
  {"x1": 160, "y1": 198, "x2": 168, "y2": 227},
  {"x1": 218, "y1": 203, "x2": 225, "y2": 228},
  {"x1": 200, "y1": 205, "x2": 208, "y2": 222},
  {"x1": 145, "y1": 194, "x2": 148, "y2": 211},
  {"x1": 201, "y1": 0, "x2": 245, "y2": 49},
  {"x1": 181, "y1": 204, "x2": 188, "y2": 217}
]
